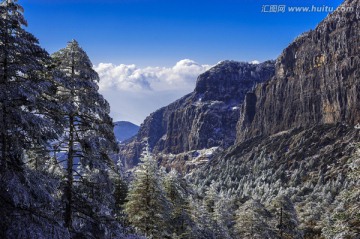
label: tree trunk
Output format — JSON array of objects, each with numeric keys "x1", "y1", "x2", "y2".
[
  {"x1": 64, "y1": 114, "x2": 74, "y2": 229},
  {"x1": 1, "y1": 18, "x2": 9, "y2": 169},
  {"x1": 65, "y1": 59, "x2": 76, "y2": 230}
]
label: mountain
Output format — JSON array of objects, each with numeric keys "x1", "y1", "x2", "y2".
[
  {"x1": 188, "y1": 0, "x2": 360, "y2": 237},
  {"x1": 114, "y1": 121, "x2": 139, "y2": 142},
  {"x1": 119, "y1": 60, "x2": 276, "y2": 170}
]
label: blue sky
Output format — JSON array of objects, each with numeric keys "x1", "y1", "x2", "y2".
[{"x1": 22, "y1": 0, "x2": 344, "y2": 124}]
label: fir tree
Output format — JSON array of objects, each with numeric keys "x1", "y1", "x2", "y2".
[
  {"x1": 0, "y1": 0, "x2": 61, "y2": 170},
  {"x1": 234, "y1": 199, "x2": 276, "y2": 239},
  {"x1": 52, "y1": 40, "x2": 120, "y2": 237},
  {"x1": 189, "y1": 194, "x2": 216, "y2": 239},
  {"x1": 269, "y1": 195, "x2": 302, "y2": 239},
  {"x1": 213, "y1": 191, "x2": 234, "y2": 239},
  {"x1": 203, "y1": 181, "x2": 231, "y2": 238},
  {"x1": 164, "y1": 169, "x2": 195, "y2": 238},
  {"x1": 0, "y1": 0, "x2": 68, "y2": 237},
  {"x1": 322, "y1": 148, "x2": 360, "y2": 239},
  {"x1": 125, "y1": 144, "x2": 172, "y2": 238}
]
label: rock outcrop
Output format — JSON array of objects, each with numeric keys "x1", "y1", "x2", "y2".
[
  {"x1": 237, "y1": 0, "x2": 360, "y2": 142},
  {"x1": 119, "y1": 61, "x2": 275, "y2": 169}
]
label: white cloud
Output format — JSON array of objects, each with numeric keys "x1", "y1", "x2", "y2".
[
  {"x1": 94, "y1": 59, "x2": 212, "y2": 124},
  {"x1": 250, "y1": 60, "x2": 260, "y2": 64},
  {"x1": 250, "y1": 60, "x2": 260, "y2": 65},
  {"x1": 94, "y1": 59, "x2": 211, "y2": 92}
]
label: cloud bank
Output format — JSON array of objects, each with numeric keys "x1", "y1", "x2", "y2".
[
  {"x1": 94, "y1": 59, "x2": 212, "y2": 124},
  {"x1": 94, "y1": 59, "x2": 211, "y2": 92}
]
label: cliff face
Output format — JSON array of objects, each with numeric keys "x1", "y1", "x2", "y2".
[
  {"x1": 120, "y1": 61, "x2": 275, "y2": 168},
  {"x1": 238, "y1": 0, "x2": 360, "y2": 142}
]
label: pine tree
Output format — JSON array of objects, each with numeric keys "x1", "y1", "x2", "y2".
[
  {"x1": 0, "y1": 0, "x2": 68, "y2": 238},
  {"x1": 204, "y1": 181, "x2": 219, "y2": 214},
  {"x1": 113, "y1": 174, "x2": 129, "y2": 225},
  {"x1": 189, "y1": 194, "x2": 216, "y2": 239},
  {"x1": 234, "y1": 199, "x2": 276, "y2": 239},
  {"x1": 125, "y1": 144, "x2": 171, "y2": 238},
  {"x1": 203, "y1": 181, "x2": 231, "y2": 238},
  {"x1": 164, "y1": 169, "x2": 195, "y2": 238},
  {"x1": 213, "y1": 191, "x2": 234, "y2": 239},
  {"x1": 322, "y1": 148, "x2": 360, "y2": 238},
  {"x1": 0, "y1": 0, "x2": 62, "y2": 170},
  {"x1": 52, "y1": 40, "x2": 120, "y2": 237},
  {"x1": 269, "y1": 195, "x2": 302, "y2": 239}
]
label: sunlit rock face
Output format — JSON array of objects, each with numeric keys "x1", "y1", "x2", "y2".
[{"x1": 237, "y1": 0, "x2": 360, "y2": 142}]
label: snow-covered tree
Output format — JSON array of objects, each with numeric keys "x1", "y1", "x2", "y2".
[
  {"x1": 204, "y1": 181, "x2": 219, "y2": 214},
  {"x1": 203, "y1": 181, "x2": 232, "y2": 238},
  {"x1": 322, "y1": 150, "x2": 360, "y2": 239},
  {"x1": 52, "y1": 40, "x2": 120, "y2": 237},
  {"x1": 0, "y1": 0, "x2": 67, "y2": 238},
  {"x1": 163, "y1": 169, "x2": 196, "y2": 238},
  {"x1": 125, "y1": 144, "x2": 172, "y2": 238},
  {"x1": 268, "y1": 195, "x2": 302, "y2": 239},
  {"x1": 213, "y1": 191, "x2": 234, "y2": 239},
  {"x1": 188, "y1": 195, "x2": 216, "y2": 239},
  {"x1": 234, "y1": 199, "x2": 276, "y2": 239},
  {"x1": 0, "y1": 0, "x2": 61, "y2": 170}
]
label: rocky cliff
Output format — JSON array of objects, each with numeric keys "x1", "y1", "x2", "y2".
[
  {"x1": 238, "y1": 0, "x2": 360, "y2": 142},
  {"x1": 119, "y1": 61, "x2": 275, "y2": 168}
]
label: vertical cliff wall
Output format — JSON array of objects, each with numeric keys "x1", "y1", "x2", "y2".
[{"x1": 238, "y1": 0, "x2": 360, "y2": 141}]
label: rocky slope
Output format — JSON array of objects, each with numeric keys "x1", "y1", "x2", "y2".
[
  {"x1": 188, "y1": 0, "x2": 360, "y2": 237},
  {"x1": 119, "y1": 61, "x2": 275, "y2": 169},
  {"x1": 238, "y1": 0, "x2": 360, "y2": 142},
  {"x1": 189, "y1": 123, "x2": 360, "y2": 237}
]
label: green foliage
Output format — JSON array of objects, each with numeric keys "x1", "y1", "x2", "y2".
[
  {"x1": 268, "y1": 194, "x2": 302, "y2": 239},
  {"x1": 125, "y1": 145, "x2": 172, "y2": 238},
  {"x1": 234, "y1": 199, "x2": 277, "y2": 239},
  {"x1": 52, "y1": 40, "x2": 122, "y2": 237},
  {"x1": 164, "y1": 169, "x2": 195, "y2": 238}
]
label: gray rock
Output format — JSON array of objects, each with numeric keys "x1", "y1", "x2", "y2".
[{"x1": 237, "y1": 0, "x2": 360, "y2": 142}]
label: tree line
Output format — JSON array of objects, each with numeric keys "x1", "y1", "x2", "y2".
[{"x1": 124, "y1": 144, "x2": 303, "y2": 239}]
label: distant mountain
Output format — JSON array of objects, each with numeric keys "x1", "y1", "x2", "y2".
[{"x1": 114, "y1": 121, "x2": 139, "y2": 142}]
